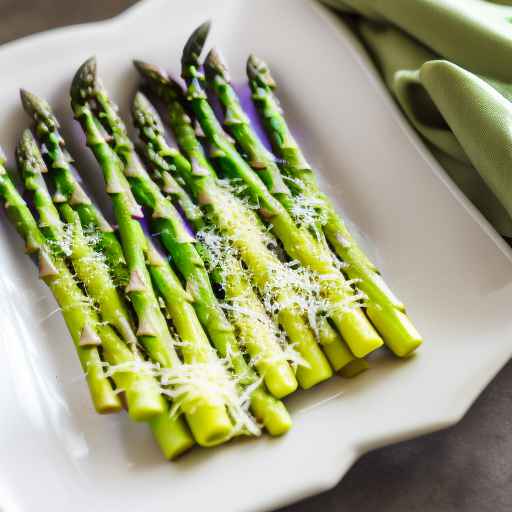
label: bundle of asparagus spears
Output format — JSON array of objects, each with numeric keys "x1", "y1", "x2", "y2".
[{"x1": 0, "y1": 22, "x2": 422, "y2": 459}]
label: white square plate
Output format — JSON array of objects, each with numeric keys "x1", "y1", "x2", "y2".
[{"x1": 1, "y1": 1, "x2": 512, "y2": 511}]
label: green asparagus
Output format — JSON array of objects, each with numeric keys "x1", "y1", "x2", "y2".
[
  {"x1": 204, "y1": 48, "x2": 369, "y2": 376},
  {"x1": 74, "y1": 58, "x2": 291, "y2": 434},
  {"x1": 0, "y1": 20, "x2": 429, "y2": 461},
  {"x1": 180, "y1": 23, "x2": 383, "y2": 359},
  {"x1": 134, "y1": 61, "x2": 338, "y2": 387},
  {"x1": 0, "y1": 153, "x2": 121, "y2": 414},
  {"x1": 16, "y1": 128, "x2": 165, "y2": 421},
  {"x1": 133, "y1": 91, "x2": 299, "y2": 398},
  {"x1": 18, "y1": 98, "x2": 196, "y2": 456},
  {"x1": 20, "y1": 89, "x2": 129, "y2": 287},
  {"x1": 71, "y1": 58, "x2": 241, "y2": 448},
  {"x1": 246, "y1": 55, "x2": 423, "y2": 357}
]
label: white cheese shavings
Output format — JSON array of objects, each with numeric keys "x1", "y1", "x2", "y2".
[
  {"x1": 98, "y1": 357, "x2": 260, "y2": 437},
  {"x1": 197, "y1": 227, "x2": 304, "y2": 369},
  {"x1": 289, "y1": 193, "x2": 328, "y2": 240}
]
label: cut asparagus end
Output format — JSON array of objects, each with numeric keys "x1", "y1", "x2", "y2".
[
  {"x1": 83, "y1": 357, "x2": 123, "y2": 414},
  {"x1": 121, "y1": 376, "x2": 166, "y2": 422},
  {"x1": 263, "y1": 361, "x2": 299, "y2": 399},
  {"x1": 186, "y1": 404, "x2": 234, "y2": 447},
  {"x1": 339, "y1": 358, "x2": 370, "y2": 379},
  {"x1": 278, "y1": 308, "x2": 333, "y2": 389},
  {"x1": 367, "y1": 306, "x2": 423, "y2": 358},
  {"x1": 150, "y1": 401, "x2": 195, "y2": 460},
  {"x1": 181, "y1": 20, "x2": 211, "y2": 78},
  {"x1": 318, "y1": 317, "x2": 359, "y2": 372},
  {"x1": 122, "y1": 387, "x2": 165, "y2": 422},
  {"x1": 334, "y1": 308, "x2": 384, "y2": 358},
  {"x1": 250, "y1": 387, "x2": 291, "y2": 437},
  {"x1": 295, "y1": 352, "x2": 333, "y2": 389},
  {"x1": 321, "y1": 337, "x2": 357, "y2": 373}
]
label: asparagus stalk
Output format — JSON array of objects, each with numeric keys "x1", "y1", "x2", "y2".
[
  {"x1": 144, "y1": 237, "x2": 266, "y2": 434},
  {"x1": 18, "y1": 98, "x2": 194, "y2": 455},
  {"x1": 134, "y1": 91, "x2": 300, "y2": 397},
  {"x1": 133, "y1": 92, "x2": 358, "y2": 375},
  {"x1": 76, "y1": 60, "x2": 291, "y2": 435},
  {"x1": 70, "y1": 59, "x2": 241, "y2": 448},
  {"x1": 0, "y1": 153, "x2": 121, "y2": 414},
  {"x1": 20, "y1": 89, "x2": 128, "y2": 287},
  {"x1": 180, "y1": 23, "x2": 383, "y2": 359},
  {"x1": 71, "y1": 57, "x2": 285, "y2": 441},
  {"x1": 16, "y1": 128, "x2": 165, "y2": 421},
  {"x1": 134, "y1": 61, "x2": 336, "y2": 388},
  {"x1": 246, "y1": 55, "x2": 423, "y2": 357},
  {"x1": 203, "y1": 48, "x2": 369, "y2": 376},
  {"x1": 204, "y1": 49, "x2": 293, "y2": 210}
]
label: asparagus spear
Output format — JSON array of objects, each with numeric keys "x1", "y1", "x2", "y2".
[
  {"x1": 16, "y1": 128, "x2": 165, "y2": 421},
  {"x1": 16, "y1": 121, "x2": 135, "y2": 346},
  {"x1": 20, "y1": 89, "x2": 128, "y2": 287},
  {"x1": 133, "y1": 91, "x2": 300, "y2": 397},
  {"x1": 203, "y1": 48, "x2": 369, "y2": 376},
  {"x1": 74, "y1": 59, "x2": 291, "y2": 435},
  {"x1": 0, "y1": 152, "x2": 121, "y2": 414},
  {"x1": 134, "y1": 61, "x2": 338, "y2": 388},
  {"x1": 70, "y1": 59, "x2": 242, "y2": 448},
  {"x1": 143, "y1": 236, "x2": 262, "y2": 434},
  {"x1": 180, "y1": 23, "x2": 383, "y2": 359},
  {"x1": 17, "y1": 98, "x2": 195, "y2": 456},
  {"x1": 246, "y1": 55, "x2": 423, "y2": 357},
  {"x1": 204, "y1": 49, "x2": 293, "y2": 210}
]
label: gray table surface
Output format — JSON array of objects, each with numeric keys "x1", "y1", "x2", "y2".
[{"x1": 1, "y1": 1, "x2": 511, "y2": 511}]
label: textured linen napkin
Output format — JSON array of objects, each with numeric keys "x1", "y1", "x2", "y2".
[{"x1": 322, "y1": 0, "x2": 512, "y2": 237}]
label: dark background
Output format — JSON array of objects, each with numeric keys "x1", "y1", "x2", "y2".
[{"x1": 1, "y1": 1, "x2": 511, "y2": 511}]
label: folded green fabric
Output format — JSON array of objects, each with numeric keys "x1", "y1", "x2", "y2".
[{"x1": 322, "y1": 0, "x2": 512, "y2": 236}]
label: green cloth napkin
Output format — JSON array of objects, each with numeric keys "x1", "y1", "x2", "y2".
[{"x1": 322, "y1": 0, "x2": 512, "y2": 237}]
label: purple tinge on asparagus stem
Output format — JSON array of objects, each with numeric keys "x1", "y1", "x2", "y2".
[
  {"x1": 204, "y1": 47, "x2": 275, "y2": 153},
  {"x1": 235, "y1": 82, "x2": 275, "y2": 153}
]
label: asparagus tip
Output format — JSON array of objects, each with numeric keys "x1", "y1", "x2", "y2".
[
  {"x1": 132, "y1": 91, "x2": 166, "y2": 135},
  {"x1": 181, "y1": 20, "x2": 211, "y2": 75},
  {"x1": 134, "y1": 60, "x2": 185, "y2": 102},
  {"x1": 132, "y1": 90, "x2": 149, "y2": 113},
  {"x1": 19, "y1": 88, "x2": 37, "y2": 115},
  {"x1": 133, "y1": 59, "x2": 168, "y2": 84},
  {"x1": 16, "y1": 129, "x2": 47, "y2": 175},
  {"x1": 246, "y1": 54, "x2": 276, "y2": 89},
  {"x1": 20, "y1": 89, "x2": 56, "y2": 127},
  {"x1": 204, "y1": 47, "x2": 230, "y2": 83},
  {"x1": 70, "y1": 56, "x2": 97, "y2": 104}
]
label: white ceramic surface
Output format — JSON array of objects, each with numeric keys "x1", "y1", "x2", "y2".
[{"x1": 1, "y1": 1, "x2": 512, "y2": 511}]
